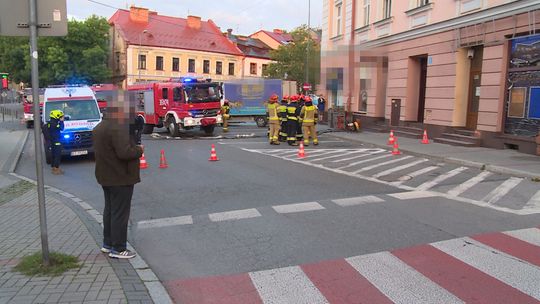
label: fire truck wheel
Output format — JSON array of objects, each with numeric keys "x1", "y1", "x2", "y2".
[
  {"x1": 255, "y1": 116, "x2": 268, "y2": 128},
  {"x1": 167, "y1": 117, "x2": 181, "y2": 137},
  {"x1": 142, "y1": 124, "x2": 154, "y2": 134},
  {"x1": 202, "y1": 125, "x2": 215, "y2": 135}
]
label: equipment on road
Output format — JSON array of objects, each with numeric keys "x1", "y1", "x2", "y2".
[
  {"x1": 421, "y1": 130, "x2": 430, "y2": 144},
  {"x1": 388, "y1": 130, "x2": 395, "y2": 145},
  {"x1": 298, "y1": 142, "x2": 306, "y2": 158},
  {"x1": 128, "y1": 77, "x2": 223, "y2": 137},
  {"x1": 140, "y1": 153, "x2": 148, "y2": 169},
  {"x1": 392, "y1": 140, "x2": 402, "y2": 155},
  {"x1": 209, "y1": 144, "x2": 219, "y2": 161},
  {"x1": 159, "y1": 149, "x2": 168, "y2": 169}
]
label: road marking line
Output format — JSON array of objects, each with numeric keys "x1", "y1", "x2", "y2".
[
  {"x1": 283, "y1": 149, "x2": 328, "y2": 159},
  {"x1": 208, "y1": 208, "x2": 261, "y2": 222},
  {"x1": 392, "y1": 165, "x2": 439, "y2": 185},
  {"x1": 446, "y1": 171, "x2": 492, "y2": 197},
  {"x1": 481, "y1": 177, "x2": 523, "y2": 204},
  {"x1": 432, "y1": 237, "x2": 540, "y2": 300},
  {"x1": 272, "y1": 202, "x2": 325, "y2": 214},
  {"x1": 332, "y1": 195, "x2": 385, "y2": 206},
  {"x1": 346, "y1": 252, "x2": 464, "y2": 304},
  {"x1": 331, "y1": 150, "x2": 384, "y2": 163},
  {"x1": 301, "y1": 150, "x2": 343, "y2": 161},
  {"x1": 138, "y1": 216, "x2": 193, "y2": 229},
  {"x1": 309, "y1": 150, "x2": 372, "y2": 162},
  {"x1": 504, "y1": 228, "x2": 540, "y2": 247},
  {"x1": 416, "y1": 167, "x2": 468, "y2": 191},
  {"x1": 303, "y1": 150, "x2": 347, "y2": 161},
  {"x1": 523, "y1": 190, "x2": 540, "y2": 210},
  {"x1": 388, "y1": 191, "x2": 440, "y2": 200},
  {"x1": 372, "y1": 159, "x2": 427, "y2": 178},
  {"x1": 249, "y1": 266, "x2": 329, "y2": 304},
  {"x1": 353, "y1": 156, "x2": 414, "y2": 174},
  {"x1": 336, "y1": 154, "x2": 393, "y2": 170}
]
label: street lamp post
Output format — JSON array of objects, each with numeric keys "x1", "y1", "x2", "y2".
[
  {"x1": 138, "y1": 29, "x2": 148, "y2": 84},
  {"x1": 305, "y1": 0, "x2": 311, "y2": 92}
]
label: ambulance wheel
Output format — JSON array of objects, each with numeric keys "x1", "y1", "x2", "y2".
[
  {"x1": 255, "y1": 116, "x2": 267, "y2": 127},
  {"x1": 142, "y1": 124, "x2": 154, "y2": 134},
  {"x1": 167, "y1": 117, "x2": 180, "y2": 137},
  {"x1": 202, "y1": 125, "x2": 215, "y2": 135}
]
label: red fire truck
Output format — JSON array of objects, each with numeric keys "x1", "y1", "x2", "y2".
[
  {"x1": 91, "y1": 84, "x2": 117, "y2": 112},
  {"x1": 128, "y1": 77, "x2": 223, "y2": 136},
  {"x1": 21, "y1": 88, "x2": 44, "y2": 129}
]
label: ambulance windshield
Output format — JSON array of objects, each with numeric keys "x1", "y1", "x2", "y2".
[
  {"x1": 45, "y1": 99, "x2": 100, "y2": 121},
  {"x1": 185, "y1": 84, "x2": 221, "y2": 103}
]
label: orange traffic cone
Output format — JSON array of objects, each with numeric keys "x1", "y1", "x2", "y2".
[
  {"x1": 388, "y1": 130, "x2": 396, "y2": 145},
  {"x1": 140, "y1": 153, "x2": 148, "y2": 169},
  {"x1": 421, "y1": 130, "x2": 430, "y2": 144},
  {"x1": 159, "y1": 149, "x2": 168, "y2": 169},
  {"x1": 209, "y1": 144, "x2": 219, "y2": 161},
  {"x1": 298, "y1": 142, "x2": 306, "y2": 158},
  {"x1": 392, "y1": 140, "x2": 401, "y2": 155}
]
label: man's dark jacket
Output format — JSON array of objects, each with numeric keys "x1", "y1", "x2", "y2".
[{"x1": 93, "y1": 119, "x2": 143, "y2": 187}]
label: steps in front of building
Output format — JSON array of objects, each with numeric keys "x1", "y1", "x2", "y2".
[
  {"x1": 434, "y1": 130, "x2": 481, "y2": 147},
  {"x1": 392, "y1": 126, "x2": 424, "y2": 139}
]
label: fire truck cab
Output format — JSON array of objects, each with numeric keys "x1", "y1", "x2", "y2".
[{"x1": 128, "y1": 77, "x2": 223, "y2": 136}]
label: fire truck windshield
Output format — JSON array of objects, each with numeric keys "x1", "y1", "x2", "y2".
[
  {"x1": 45, "y1": 99, "x2": 100, "y2": 121},
  {"x1": 185, "y1": 84, "x2": 221, "y2": 103}
]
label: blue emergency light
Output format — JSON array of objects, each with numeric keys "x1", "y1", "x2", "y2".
[
  {"x1": 183, "y1": 78, "x2": 194, "y2": 83},
  {"x1": 63, "y1": 134, "x2": 71, "y2": 139}
]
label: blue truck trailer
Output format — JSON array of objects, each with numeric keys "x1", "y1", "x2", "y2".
[{"x1": 222, "y1": 79, "x2": 296, "y2": 127}]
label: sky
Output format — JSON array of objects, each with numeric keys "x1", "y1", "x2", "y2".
[{"x1": 67, "y1": 0, "x2": 323, "y2": 36}]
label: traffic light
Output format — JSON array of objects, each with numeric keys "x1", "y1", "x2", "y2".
[{"x1": 0, "y1": 73, "x2": 8, "y2": 90}]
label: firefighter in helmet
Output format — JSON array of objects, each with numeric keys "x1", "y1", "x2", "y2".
[
  {"x1": 296, "y1": 95, "x2": 305, "y2": 143},
  {"x1": 300, "y1": 96, "x2": 318, "y2": 146},
  {"x1": 48, "y1": 109, "x2": 65, "y2": 175},
  {"x1": 221, "y1": 100, "x2": 231, "y2": 132},
  {"x1": 267, "y1": 94, "x2": 280, "y2": 145},
  {"x1": 286, "y1": 95, "x2": 299, "y2": 146},
  {"x1": 278, "y1": 95, "x2": 289, "y2": 142}
]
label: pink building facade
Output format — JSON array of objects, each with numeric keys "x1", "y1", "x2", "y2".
[{"x1": 321, "y1": 0, "x2": 540, "y2": 154}]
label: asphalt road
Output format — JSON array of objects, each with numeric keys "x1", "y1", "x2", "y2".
[{"x1": 15, "y1": 123, "x2": 540, "y2": 291}]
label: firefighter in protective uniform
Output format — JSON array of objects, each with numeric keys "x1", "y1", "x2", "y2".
[
  {"x1": 300, "y1": 96, "x2": 319, "y2": 146},
  {"x1": 221, "y1": 100, "x2": 231, "y2": 132},
  {"x1": 278, "y1": 96, "x2": 289, "y2": 142},
  {"x1": 295, "y1": 95, "x2": 305, "y2": 143},
  {"x1": 266, "y1": 94, "x2": 280, "y2": 145},
  {"x1": 286, "y1": 95, "x2": 299, "y2": 146},
  {"x1": 47, "y1": 109, "x2": 65, "y2": 175}
]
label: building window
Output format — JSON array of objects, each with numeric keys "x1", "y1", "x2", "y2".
[
  {"x1": 228, "y1": 62, "x2": 235, "y2": 75},
  {"x1": 188, "y1": 59, "x2": 195, "y2": 73},
  {"x1": 250, "y1": 63, "x2": 257, "y2": 75},
  {"x1": 216, "y1": 61, "x2": 222, "y2": 75},
  {"x1": 416, "y1": 0, "x2": 428, "y2": 7},
  {"x1": 383, "y1": 0, "x2": 392, "y2": 19},
  {"x1": 203, "y1": 60, "x2": 210, "y2": 74},
  {"x1": 156, "y1": 56, "x2": 164, "y2": 71},
  {"x1": 363, "y1": 0, "x2": 370, "y2": 26},
  {"x1": 172, "y1": 57, "x2": 179, "y2": 72},
  {"x1": 262, "y1": 64, "x2": 268, "y2": 75},
  {"x1": 138, "y1": 54, "x2": 146, "y2": 70},
  {"x1": 335, "y1": 3, "x2": 342, "y2": 36}
]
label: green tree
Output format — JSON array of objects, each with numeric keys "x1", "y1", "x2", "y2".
[
  {"x1": 263, "y1": 25, "x2": 321, "y2": 91},
  {"x1": 0, "y1": 15, "x2": 111, "y2": 87}
]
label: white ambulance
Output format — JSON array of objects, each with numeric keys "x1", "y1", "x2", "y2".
[{"x1": 42, "y1": 85, "x2": 102, "y2": 163}]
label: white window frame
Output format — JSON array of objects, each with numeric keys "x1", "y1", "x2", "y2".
[
  {"x1": 363, "y1": 0, "x2": 371, "y2": 26},
  {"x1": 335, "y1": 2, "x2": 343, "y2": 36},
  {"x1": 383, "y1": 0, "x2": 392, "y2": 19},
  {"x1": 416, "y1": 0, "x2": 429, "y2": 7}
]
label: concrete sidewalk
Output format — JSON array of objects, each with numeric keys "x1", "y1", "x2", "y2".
[
  {"x1": 0, "y1": 115, "x2": 170, "y2": 303},
  {"x1": 325, "y1": 128, "x2": 540, "y2": 179}
]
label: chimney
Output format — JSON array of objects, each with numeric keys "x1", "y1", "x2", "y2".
[
  {"x1": 273, "y1": 29, "x2": 283, "y2": 34},
  {"x1": 227, "y1": 28, "x2": 233, "y2": 37},
  {"x1": 129, "y1": 6, "x2": 149, "y2": 23},
  {"x1": 187, "y1": 15, "x2": 202, "y2": 30}
]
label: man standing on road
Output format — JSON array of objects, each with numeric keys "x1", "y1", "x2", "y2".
[
  {"x1": 267, "y1": 94, "x2": 280, "y2": 145},
  {"x1": 93, "y1": 96, "x2": 144, "y2": 259},
  {"x1": 286, "y1": 95, "x2": 299, "y2": 146},
  {"x1": 47, "y1": 110, "x2": 65, "y2": 175},
  {"x1": 278, "y1": 96, "x2": 289, "y2": 142},
  {"x1": 300, "y1": 96, "x2": 318, "y2": 146},
  {"x1": 221, "y1": 100, "x2": 231, "y2": 133}
]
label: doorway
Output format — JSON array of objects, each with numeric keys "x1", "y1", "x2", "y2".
[
  {"x1": 466, "y1": 46, "x2": 483, "y2": 130},
  {"x1": 391, "y1": 99, "x2": 401, "y2": 126},
  {"x1": 417, "y1": 56, "x2": 428, "y2": 122}
]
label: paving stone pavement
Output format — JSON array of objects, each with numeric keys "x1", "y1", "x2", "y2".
[{"x1": 0, "y1": 184, "x2": 154, "y2": 304}]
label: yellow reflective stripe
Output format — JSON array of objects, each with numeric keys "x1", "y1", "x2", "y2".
[{"x1": 54, "y1": 143, "x2": 61, "y2": 146}]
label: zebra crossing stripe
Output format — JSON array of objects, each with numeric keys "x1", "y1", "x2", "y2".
[
  {"x1": 332, "y1": 195, "x2": 384, "y2": 206},
  {"x1": 446, "y1": 171, "x2": 492, "y2": 197},
  {"x1": 272, "y1": 202, "x2": 325, "y2": 214},
  {"x1": 372, "y1": 159, "x2": 428, "y2": 178},
  {"x1": 331, "y1": 151, "x2": 384, "y2": 163},
  {"x1": 346, "y1": 252, "x2": 464, "y2": 304},
  {"x1": 138, "y1": 216, "x2": 193, "y2": 229},
  {"x1": 431, "y1": 237, "x2": 540, "y2": 301},
  {"x1": 353, "y1": 156, "x2": 414, "y2": 174},
  {"x1": 388, "y1": 191, "x2": 440, "y2": 200},
  {"x1": 392, "y1": 165, "x2": 439, "y2": 185},
  {"x1": 481, "y1": 177, "x2": 523, "y2": 204},
  {"x1": 310, "y1": 150, "x2": 367, "y2": 162},
  {"x1": 416, "y1": 167, "x2": 468, "y2": 191},
  {"x1": 336, "y1": 154, "x2": 393, "y2": 170},
  {"x1": 249, "y1": 266, "x2": 328, "y2": 304},
  {"x1": 504, "y1": 228, "x2": 540, "y2": 247},
  {"x1": 524, "y1": 190, "x2": 540, "y2": 210},
  {"x1": 471, "y1": 232, "x2": 540, "y2": 267}
]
